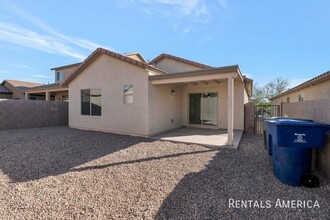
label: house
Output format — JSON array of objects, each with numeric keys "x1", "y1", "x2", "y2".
[
  {"x1": 50, "y1": 48, "x2": 252, "y2": 145},
  {"x1": 0, "y1": 80, "x2": 42, "y2": 100},
  {"x1": 25, "y1": 52, "x2": 148, "y2": 101},
  {"x1": 271, "y1": 70, "x2": 330, "y2": 104}
]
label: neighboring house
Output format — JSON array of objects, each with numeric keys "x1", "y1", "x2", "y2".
[
  {"x1": 0, "y1": 84, "x2": 12, "y2": 99},
  {"x1": 55, "y1": 48, "x2": 252, "y2": 145},
  {"x1": 25, "y1": 62, "x2": 81, "y2": 101},
  {"x1": 271, "y1": 71, "x2": 330, "y2": 104},
  {"x1": 0, "y1": 80, "x2": 42, "y2": 99}
]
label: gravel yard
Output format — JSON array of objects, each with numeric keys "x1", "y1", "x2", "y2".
[{"x1": 0, "y1": 126, "x2": 329, "y2": 219}]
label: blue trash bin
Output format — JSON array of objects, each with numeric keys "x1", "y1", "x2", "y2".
[{"x1": 266, "y1": 118, "x2": 326, "y2": 186}]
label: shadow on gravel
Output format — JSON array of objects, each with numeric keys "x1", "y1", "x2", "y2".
[
  {"x1": 0, "y1": 126, "x2": 148, "y2": 182},
  {"x1": 155, "y1": 134, "x2": 330, "y2": 220},
  {"x1": 69, "y1": 149, "x2": 217, "y2": 173}
]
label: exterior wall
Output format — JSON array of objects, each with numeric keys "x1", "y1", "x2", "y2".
[
  {"x1": 3, "y1": 82, "x2": 24, "y2": 99},
  {"x1": 68, "y1": 54, "x2": 149, "y2": 136},
  {"x1": 148, "y1": 84, "x2": 183, "y2": 135},
  {"x1": 0, "y1": 93, "x2": 12, "y2": 99},
  {"x1": 55, "y1": 65, "x2": 80, "y2": 83},
  {"x1": 154, "y1": 58, "x2": 203, "y2": 73},
  {"x1": 0, "y1": 100, "x2": 68, "y2": 130},
  {"x1": 271, "y1": 79, "x2": 330, "y2": 104},
  {"x1": 182, "y1": 80, "x2": 245, "y2": 130}
]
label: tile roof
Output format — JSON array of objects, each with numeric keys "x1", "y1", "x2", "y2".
[
  {"x1": 270, "y1": 70, "x2": 330, "y2": 100},
  {"x1": 3, "y1": 80, "x2": 43, "y2": 91},
  {"x1": 149, "y1": 53, "x2": 213, "y2": 69},
  {"x1": 61, "y1": 48, "x2": 149, "y2": 86},
  {"x1": 0, "y1": 85, "x2": 12, "y2": 94}
]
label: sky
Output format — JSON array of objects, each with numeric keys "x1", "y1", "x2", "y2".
[{"x1": 0, "y1": 0, "x2": 329, "y2": 87}]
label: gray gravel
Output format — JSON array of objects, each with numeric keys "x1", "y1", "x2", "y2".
[{"x1": 0, "y1": 126, "x2": 329, "y2": 219}]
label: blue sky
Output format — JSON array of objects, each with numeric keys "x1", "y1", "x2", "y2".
[{"x1": 0, "y1": 0, "x2": 329, "y2": 87}]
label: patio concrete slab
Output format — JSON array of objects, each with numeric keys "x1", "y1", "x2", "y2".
[{"x1": 151, "y1": 127, "x2": 243, "y2": 149}]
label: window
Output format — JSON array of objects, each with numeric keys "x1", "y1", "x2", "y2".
[
  {"x1": 286, "y1": 97, "x2": 290, "y2": 103},
  {"x1": 298, "y1": 94, "x2": 304, "y2": 102},
  {"x1": 56, "y1": 71, "x2": 64, "y2": 82},
  {"x1": 123, "y1": 84, "x2": 133, "y2": 104},
  {"x1": 81, "y1": 88, "x2": 101, "y2": 116}
]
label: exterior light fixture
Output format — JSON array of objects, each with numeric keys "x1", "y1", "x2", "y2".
[{"x1": 171, "y1": 89, "x2": 175, "y2": 95}]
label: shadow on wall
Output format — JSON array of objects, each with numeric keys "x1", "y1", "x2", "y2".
[
  {"x1": 0, "y1": 126, "x2": 148, "y2": 182},
  {"x1": 155, "y1": 134, "x2": 330, "y2": 219}
]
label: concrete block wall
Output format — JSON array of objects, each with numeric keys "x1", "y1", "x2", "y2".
[
  {"x1": 282, "y1": 99, "x2": 330, "y2": 178},
  {"x1": 0, "y1": 100, "x2": 68, "y2": 130}
]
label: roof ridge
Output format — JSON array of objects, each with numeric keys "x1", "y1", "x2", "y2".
[
  {"x1": 5, "y1": 79, "x2": 42, "y2": 84},
  {"x1": 61, "y1": 48, "x2": 148, "y2": 86},
  {"x1": 149, "y1": 53, "x2": 213, "y2": 69}
]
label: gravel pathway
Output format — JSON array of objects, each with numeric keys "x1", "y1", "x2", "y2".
[{"x1": 0, "y1": 126, "x2": 329, "y2": 219}]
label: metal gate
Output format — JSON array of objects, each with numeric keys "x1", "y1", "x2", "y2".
[{"x1": 255, "y1": 105, "x2": 280, "y2": 134}]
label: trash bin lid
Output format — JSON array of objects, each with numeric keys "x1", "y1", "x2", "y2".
[{"x1": 273, "y1": 118, "x2": 324, "y2": 127}]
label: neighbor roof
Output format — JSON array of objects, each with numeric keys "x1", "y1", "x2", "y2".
[
  {"x1": 0, "y1": 85, "x2": 12, "y2": 94},
  {"x1": 2, "y1": 80, "x2": 43, "y2": 92},
  {"x1": 26, "y1": 82, "x2": 62, "y2": 92},
  {"x1": 50, "y1": 62, "x2": 82, "y2": 71},
  {"x1": 270, "y1": 70, "x2": 330, "y2": 100},
  {"x1": 149, "y1": 53, "x2": 213, "y2": 69},
  {"x1": 61, "y1": 48, "x2": 165, "y2": 86},
  {"x1": 123, "y1": 52, "x2": 147, "y2": 63}
]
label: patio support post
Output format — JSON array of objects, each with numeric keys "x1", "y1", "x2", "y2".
[
  {"x1": 25, "y1": 92, "x2": 29, "y2": 100},
  {"x1": 46, "y1": 91, "x2": 50, "y2": 101},
  {"x1": 227, "y1": 76, "x2": 234, "y2": 145}
]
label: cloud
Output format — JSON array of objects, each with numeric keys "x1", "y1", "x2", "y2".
[
  {"x1": 0, "y1": 5, "x2": 110, "y2": 61},
  {"x1": 0, "y1": 70, "x2": 9, "y2": 74},
  {"x1": 0, "y1": 22, "x2": 86, "y2": 60},
  {"x1": 125, "y1": 0, "x2": 226, "y2": 33},
  {"x1": 11, "y1": 6, "x2": 106, "y2": 51}
]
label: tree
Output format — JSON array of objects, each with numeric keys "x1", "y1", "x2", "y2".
[{"x1": 252, "y1": 77, "x2": 289, "y2": 105}]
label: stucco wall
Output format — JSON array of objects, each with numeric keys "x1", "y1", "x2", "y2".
[
  {"x1": 55, "y1": 65, "x2": 80, "y2": 83},
  {"x1": 68, "y1": 54, "x2": 149, "y2": 136},
  {"x1": 148, "y1": 84, "x2": 183, "y2": 135},
  {"x1": 154, "y1": 58, "x2": 203, "y2": 73},
  {"x1": 271, "y1": 79, "x2": 330, "y2": 104},
  {"x1": 0, "y1": 93, "x2": 12, "y2": 99},
  {"x1": 182, "y1": 80, "x2": 245, "y2": 130}
]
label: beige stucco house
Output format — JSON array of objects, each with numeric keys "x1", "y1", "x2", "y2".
[
  {"x1": 271, "y1": 70, "x2": 330, "y2": 104},
  {"x1": 54, "y1": 48, "x2": 252, "y2": 145}
]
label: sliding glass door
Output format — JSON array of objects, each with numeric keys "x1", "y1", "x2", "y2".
[{"x1": 189, "y1": 93, "x2": 218, "y2": 126}]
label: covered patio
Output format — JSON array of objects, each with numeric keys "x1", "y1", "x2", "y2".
[
  {"x1": 149, "y1": 65, "x2": 247, "y2": 146},
  {"x1": 151, "y1": 127, "x2": 243, "y2": 148}
]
